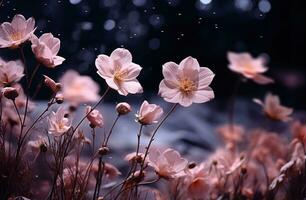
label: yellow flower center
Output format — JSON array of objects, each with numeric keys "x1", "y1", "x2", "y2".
[
  {"x1": 179, "y1": 78, "x2": 196, "y2": 95},
  {"x1": 9, "y1": 32, "x2": 23, "y2": 41},
  {"x1": 114, "y1": 69, "x2": 126, "y2": 84}
]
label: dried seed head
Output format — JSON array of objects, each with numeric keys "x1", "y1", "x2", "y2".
[
  {"x1": 98, "y1": 146, "x2": 110, "y2": 156},
  {"x1": 2, "y1": 87, "x2": 19, "y2": 100}
]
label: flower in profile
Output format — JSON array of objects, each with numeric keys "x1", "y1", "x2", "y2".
[
  {"x1": 148, "y1": 148, "x2": 188, "y2": 179},
  {"x1": 48, "y1": 106, "x2": 71, "y2": 136},
  {"x1": 31, "y1": 33, "x2": 65, "y2": 68},
  {"x1": 2, "y1": 87, "x2": 19, "y2": 100},
  {"x1": 158, "y1": 56, "x2": 215, "y2": 107},
  {"x1": 95, "y1": 48, "x2": 143, "y2": 96},
  {"x1": 253, "y1": 93, "x2": 293, "y2": 122},
  {"x1": 91, "y1": 162, "x2": 121, "y2": 180},
  {"x1": 0, "y1": 60, "x2": 24, "y2": 87},
  {"x1": 59, "y1": 70, "x2": 100, "y2": 105},
  {"x1": 136, "y1": 100, "x2": 163, "y2": 125},
  {"x1": 43, "y1": 75, "x2": 61, "y2": 93},
  {"x1": 227, "y1": 52, "x2": 274, "y2": 84},
  {"x1": 0, "y1": 14, "x2": 36, "y2": 48},
  {"x1": 85, "y1": 106, "x2": 104, "y2": 128},
  {"x1": 124, "y1": 152, "x2": 145, "y2": 163}
]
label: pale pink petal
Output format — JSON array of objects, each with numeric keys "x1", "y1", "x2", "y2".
[
  {"x1": 179, "y1": 56, "x2": 200, "y2": 81},
  {"x1": 162, "y1": 62, "x2": 180, "y2": 83},
  {"x1": 123, "y1": 63, "x2": 142, "y2": 80},
  {"x1": 95, "y1": 55, "x2": 114, "y2": 78},
  {"x1": 110, "y1": 48, "x2": 132, "y2": 66},
  {"x1": 253, "y1": 74, "x2": 274, "y2": 85},
  {"x1": 179, "y1": 94, "x2": 194, "y2": 107},
  {"x1": 53, "y1": 56, "x2": 65, "y2": 66},
  {"x1": 11, "y1": 14, "x2": 27, "y2": 32},
  {"x1": 192, "y1": 87, "x2": 214, "y2": 103},
  {"x1": 198, "y1": 67, "x2": 215, "y2": 89},
  {"x1": 105, "y1": 78, "x2": 119, "y2": 91},
  {"x1": 26, "y1": 17, "x2": 36, "y2": 34},
  {"x1": 120, "y1": 80, "x2": 143, "y2": 95}
]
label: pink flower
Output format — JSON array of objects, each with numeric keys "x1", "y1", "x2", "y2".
[
  {"x1": 136, "y1": 100, "x2": 163, "y2": 125},
  {"x1": 158, "y1": 56, "x2": 215, "y2": 107},
  {"x1": 95, "y1": 48, "x2": 143, "y2": 96},
  {"x1": 253, "y1": 93, "x2": 293, "y2": 122},
  {"x1": 291, "y1": 121, "x2": 306, "y2": 144},
  {"x1": 0, "y1": 59, "x2": 24, "y2": 87},
  {"x1": 59, "y1": 70, "x2": 100, "y2": 105},
  {"x1": 48, "y1": 106, "x2": 72, "y2": 136},
  {"x1": 27, "y1": 136, "x2": 48, "y2": 158},
  {"x1": 85, "y1": 106, "x2": 104, "y2": 128},
  {"x1": 148, "y1": 148, "x2": 188, "y2": 179},
  {"x1": 227, "y1": 52, "x2": 274, "y2": 84},
  {"x1": 0, "y1": 14, "x2": 36, "y2": 48},
  {"x1": 116, "y1": 102, "x2": 132, "y2": 115},
  {"x1": 31, "y1": 33, "x2": 65, "y2": 68},
  {"x1": 184, "y1": 164, "x2": 211, "y2": 199}
]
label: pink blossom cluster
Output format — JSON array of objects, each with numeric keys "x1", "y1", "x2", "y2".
[{"x1": 0, "y1": 14, "x2": 305, "y2": 200}]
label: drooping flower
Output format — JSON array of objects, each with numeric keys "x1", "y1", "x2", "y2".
[
  {"x1": 136, "y1": 100, "x2": 163, "y2": 125},
  {"x1": 0, "y1": 14, "x2": 36, "y2": 48},
  {"x1": 31, "y1": 33, "x2": 65, "y2": 68},
  {"x1": 227, "y1": 52, "x2": 274, "y2": 84},
  {"x1": 59, "y1": 70, "x2": 100, "y2": 105},
  {"x1": 158, "y1": 56, "x2": 215, "y2": 107},
  {"x1": 253, "y1": 93, "x2": 293, "y2": 122},
  {"x1": 95, "y1": 48, "x2": 143, "y2": 96},
  {"x1": 0, "y1": 59, "x2": 24, "y2": 87},
  {"x1": 85, "y1": 106, "x2": 104, "y2": 128},
  {"x1": 148, "y1": 148, "x2": 188, "y2": 179},
  {"x1": 48, "y1": 106, "x2": 72, "y2": 136}
]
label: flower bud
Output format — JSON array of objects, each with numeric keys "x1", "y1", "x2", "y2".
[
  {"x1": 2, "y1": 87, "x2": 19, "y2": 100},
  {"x1": 188, "y1": 162, "x2": 197, "y2": 169},
  {"x1": 98, "y1": 146, "x2": 110, "y2": 156},
  {"x1": 43, "y1": 75, "x2": 61, "y2": 93},
  {"x1": 55, "y1": 93, "x2": 64, "y2": 104},
  {"x1": 116, "y1": 102, "x2": 132, "y2": 115}
]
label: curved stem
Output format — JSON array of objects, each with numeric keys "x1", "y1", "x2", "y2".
[
  {"x1": 12, "y1": 100, "x2": 22, "y2": 125},
  {"x1": 28, "y1": 63, "x2": 40, "y2": 89},
  {"x1": 74, "y1": 87, "x2": 110, "y2": 132},
  {"x1": 140, "y1": 103, "x2": 178, "y2": 172}
]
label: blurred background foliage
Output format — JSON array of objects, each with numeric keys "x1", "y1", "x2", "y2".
[{"x1": 0, "y1": 0, "x2": 305, "y2": 109}]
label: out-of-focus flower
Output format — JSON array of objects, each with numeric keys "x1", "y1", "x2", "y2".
[
  {"x1": 225, "y1": 156, "x2": 245, "y2": 175},
  {"x1": 216, "y1": 124, "x2": 244, "y2": 146},
  {"x1": 0, "y1": 60, "x2": 24, "y2": 87},
  {"x1": 95, "y1": 48, "x2": 143, "y2": 96},
  {"x1": 116, "y1": 102, "x2": 132, "y2": 115},
  {"x1": 48, "y1": 106, "x2": 71, "y2": 136},
  {"x1": 227, "y1": 52, "x2": 274, "y2": 85},
  {"x1": 43, "y1": 75, "x2": 61, "y2": 93},
  {"x1": 31, "y1": 33, "x2": 65, "y2": 68},
  {"x1": 73, "y1": 130, "x2": 91, "y2": 145},
  {"x1": 10, "y1": 84, "x2": 35, "y2": 110},
  {"x1": 291, "y1": 121, "x2": 306, "y2": 144},
  {"x1": 159, "y1": 56, "x2": 215, "y2": 107},
  {"x1": 124, "y1": 152, "x2": 145, "y2": 163},
  {"x1": 85, "y1": 106, "x2": 104, "y2": 128},
  {"x1": 59, "y1": 70, "x2": 100, "y2": 105},
  {"x1": 91, "y1": 163, "x2": 121, "y2": 180},
  {"x1": 253, "y1": 93, "x2": 293, "y2": 122},
  {"x1": 0, "y1": 14, "x2": 36, "y2": 48},
  {"x1": 2, "y1": 87, "x2": 19, "y2": 100},
  {"x1": 148, "y1": 148, "x2": 188, "y2": 179},
  {"x1": 136, "y1": 100, "x2": 163, "y2": 125},
  {"x1": 184, "y1": 164, "x2": 211, "y2": 199},
  {"x1": 27, "y1": 136, "x2": 48, "y2": 159}
]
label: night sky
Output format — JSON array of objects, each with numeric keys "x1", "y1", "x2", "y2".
[{"x1": 0, "y1": 0, "x2": 305, "y2": 109}]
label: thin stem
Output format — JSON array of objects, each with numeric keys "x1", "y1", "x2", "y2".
[
  {"x1": 103, "y1": 114, "x2": 120, "y2": 146},
  {"x1": 12, "y1": 100, "x2": 22, "y2": 125},
  {"x1": 28, "y1": 63, "x2": 40, "y2": 89},
  {"x1": 140, "y1": 103, "x2": 178, "y2": 172},
  {"x1": 92, "y1": 128, "x2": 96, "y2": 154},
  {"x1": 74, "y1": 87, "x2": 110, "y2": 132}
]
